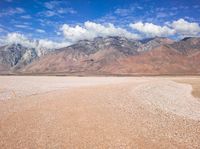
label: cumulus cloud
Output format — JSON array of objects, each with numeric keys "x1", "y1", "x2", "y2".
[
  {"x1": 5, "y1": 33, "x2": 35, "y2": 47},
  {"x1": 60, "y1": 21, "x2": 140, "y2": 42},
  {"x1": 36, "y1": 39, "x2": 69, "y2": 49},
  {"x1": 171, "y1": 19, "x2": 200, "y2": 36},
  {"x1": 129, "y1": 19, "x2": 200, "y2": 38},
  {"x1": 129, "y1": 22, "x2": 175, "y2": 37}
]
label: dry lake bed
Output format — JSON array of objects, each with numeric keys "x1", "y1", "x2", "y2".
[{"x1": 0, "y1": 76, "x2": 200, "y2": 148}]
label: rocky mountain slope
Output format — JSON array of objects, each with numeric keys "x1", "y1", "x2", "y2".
[
  {"x1": 0, "y1": 44, "x2": 38, "y2": 72},
  {"x1": 0, "y1": 43, "x2": 55, "y2": 73},
  {"x1": 171, "y1": 37, "x2": 200, "y2": 55},
  {"x1": 0, "y1": 36, "x2": 200, "y2": 75}
]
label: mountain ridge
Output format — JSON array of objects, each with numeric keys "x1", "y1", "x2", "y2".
[{"x1": 0, "y1": 36, "x2": 200, "y2": 75}]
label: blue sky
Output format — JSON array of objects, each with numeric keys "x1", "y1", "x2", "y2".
[{"x1": 0, "y1": 0, "x2": 200, "y2": 47}]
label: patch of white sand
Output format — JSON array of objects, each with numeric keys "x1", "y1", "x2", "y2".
[
  {"x1": 133, "y1": 80, "x2": 200, "y2": 120},
  {"x1": 0, "y1": 76, "x2": 129, "y2": 100}
]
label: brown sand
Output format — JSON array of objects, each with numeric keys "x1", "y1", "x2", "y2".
[{"x1": 0, "y1": 76, "x2": 200, "y2": 149}]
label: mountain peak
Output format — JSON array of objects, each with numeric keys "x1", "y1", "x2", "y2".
[{"x1": 140, "y1": 37, "x2": 174, "y2": 44}]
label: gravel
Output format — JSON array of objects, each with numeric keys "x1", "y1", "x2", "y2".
[{"x1": 133, "y1": 79, "x2": 200, "y2": 120}]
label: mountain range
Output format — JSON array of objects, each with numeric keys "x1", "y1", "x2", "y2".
[{"x1": 0, "y1": 36, "x2": 200, "y2": 75}]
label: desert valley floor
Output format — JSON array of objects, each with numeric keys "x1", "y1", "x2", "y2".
[{"x1": 0, "y1": 76, "x2": 200, "y2": 148}]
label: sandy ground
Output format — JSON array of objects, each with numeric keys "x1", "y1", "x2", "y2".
[{"x1": 0, "y1": 76, "x2": 200, "y2": 149}]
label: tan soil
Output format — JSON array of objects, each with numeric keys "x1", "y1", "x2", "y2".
[
  {"x1": 174, "y1": 77, "x2": 200, "y2": 99},
  {"x1": 0, "y1": 76, "x2": 200, "y2": 149}
]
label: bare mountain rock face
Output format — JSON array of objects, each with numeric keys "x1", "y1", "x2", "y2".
[
  {"x1": 170, "y1": 37, "x2": 200, "y2": 55},
  {"x1": 0, "y1": 43, "x2": 55, "y2": 74},
  {"x1": 139, "y1": 37, "x2": 174, "y2": 52},
  {"x1": 0, "y1": 36, "x2": 200, "y2": 75},
  {"x1": 108, "y1": 45, "x2": 200, "y2": 75},
  {"x1": 0, "y1": 44, "x2": 38, "y2": 72}
]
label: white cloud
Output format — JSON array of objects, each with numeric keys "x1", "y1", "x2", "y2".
[
  {"x1": 0, "y1": 33, "x2": 69, "y2": 56},
  {"x1": 60, "y1": 21, "x2": 140, "y2": 42},
  {"x1": 44, "y1": 10, "x2": 57, "y2": 17},
  {"x1": 15, "y1": 7, "x2": 25, "y2": 13},
  {"x1": 114, "y1": 8, "x2": 131, "y2": 16},
  {"x1": 5, "y1": 33, "x2": 35, "y2": 47},
  {"x1": 36, "y1": 29, "x2": 46, "y2": 33},
  {"x1": 0, "y1": 7, "x2": 25, "y2": 17},
  {"x1": 129, "y1": 22, "x2": 175, "y2": 37},
  {"x1": 43, "y1": 1, "x2": 76, "y2": 17},
  {"x1": 15, "y1": 24, "x2": 30, "y2": 29},
  {"x1": 21, "y1": 15, "x2": 32, "y2": 19},
  {"x1": 171, "y1": 19, "x2": 200, "y2": 36},
  {"x1": 42, "y1": 9, "x2": 76, "y2": 17},
  {"x1": 129, "y1": 19, "x2": 200, "y2": 38},
  {"x1": 114, "y1": 5, "x2": 142, "y2": 17},
  {"x1": 57, "y1": 8, "x2": 77, "y2": 14},
  {"x1": 37, "y1": 39, "x2": 69, "y2": 49},
  {"x1": 44, "y1": 1, "x2": 60, "y2": 9},
  {"x1": 35, "y1": 39, "x2": 69, "y2": 56}
]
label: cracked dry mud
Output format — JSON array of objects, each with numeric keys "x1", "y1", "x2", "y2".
[{"x1": 0, "y1": 76, "x2": 200, "y2": 149}]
